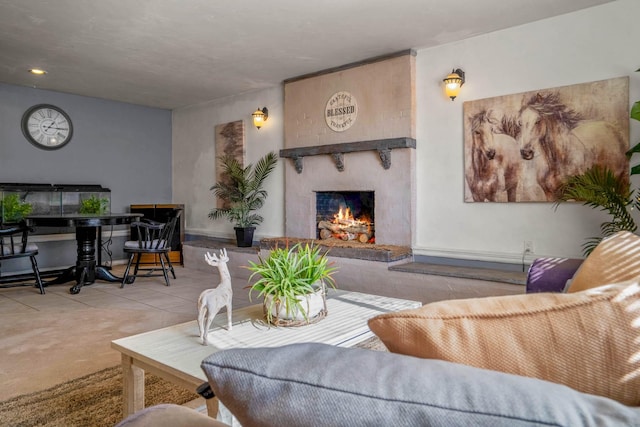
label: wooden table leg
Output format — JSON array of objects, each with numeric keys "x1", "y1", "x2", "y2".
[
  {"x1": 121, "y1": 354, "x2": 145, "y2": 418},
  {"x1": 205, "y1": 397, "x2": 219, "y2": 418}
]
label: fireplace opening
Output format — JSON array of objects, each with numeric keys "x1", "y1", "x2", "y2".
[{"x1": 315, "y1": 191, "x2": 375, "y2": 243}]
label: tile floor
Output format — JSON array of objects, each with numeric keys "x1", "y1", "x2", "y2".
[{"x1": 0, "y1": 262, "x2": 523, "y2": 402}]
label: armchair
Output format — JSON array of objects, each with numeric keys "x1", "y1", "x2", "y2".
[{"x1": 121, "y1": 208, "x2": 182, "y2": 288}]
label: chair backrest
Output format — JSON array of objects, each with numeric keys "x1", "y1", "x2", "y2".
[
  {"x1": 0, "y1": 221, "x2": 36, "y2": 258},
  {"x1": 157, "y1": 208, "x2": 182, "y2": 250},
  {"x1": 130, "y1": 208, "x2": 182, "y2": 252}
]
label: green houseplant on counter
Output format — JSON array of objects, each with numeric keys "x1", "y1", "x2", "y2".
[
  {"x1": 0, "y1": 193, "x2": 32, "y2": 223},
  {"x1": 209, "y1": 151, "x2": 278, "y2": 247},
  {"x1": 247, "y1": 242, "x2": 337, "y2": 325}
]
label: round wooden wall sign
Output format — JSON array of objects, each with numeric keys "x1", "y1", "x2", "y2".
[{"x1": 325, "y1": 91, "x2": 358, "y2": 132}]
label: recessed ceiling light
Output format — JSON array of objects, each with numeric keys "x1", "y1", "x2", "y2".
[{"x1": 28, "y1": 68, "x2": 47, "y2": 75}]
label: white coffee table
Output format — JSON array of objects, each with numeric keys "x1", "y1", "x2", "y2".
[{"x1": 111, "y1": 290, "x2": 421, "y2": 420}]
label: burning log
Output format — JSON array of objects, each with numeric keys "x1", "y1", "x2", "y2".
[
  {"x1": 357, "y1": 233, "x2": 372, "y2": 243},
  {"x1": 318, "y1": 221, "x2": 342, "y2": 233},
  {"x1": 318, "y1": 207, "x2": 374, "y2": 243},
  {"x1": 344, "y1": 225, "x2": 369, "y2": 234},
  {"x1": 318, "y1": 220, "x2": 368, "y2": 235},
  {"x1": 319, "y1": 229, "x2": 333, "y2": 240},
  {"x1": 339, "y1": 232, "x2": 357, "y2": 241}
]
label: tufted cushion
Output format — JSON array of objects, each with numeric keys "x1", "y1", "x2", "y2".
[
  {"x1": 368, "y1": 282, "x2": 640, "y2": 406},
  {"x1": 567, "y1": 231, "x2": 640, "y2": 293},
  {"x1": 201, "y1": 342, "x2": 640, "y2": 427}
]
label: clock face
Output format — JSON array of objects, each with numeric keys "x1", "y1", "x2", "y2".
[{"x1": 21, "y1": 104, "x2": 73, "y2": 150}]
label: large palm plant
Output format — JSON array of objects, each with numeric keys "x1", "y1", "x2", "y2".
[
  {"x1": 558, "y1": 79, "x2": 640, "y2": 255},
  {"x1": 558, "y1": 166, "x2": 639, "y2": 255},
  {"x1": 209, "y1": 151, "x2": 278, "y2": 228}
]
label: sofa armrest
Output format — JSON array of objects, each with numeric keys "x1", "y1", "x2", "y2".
[{"x1": 526, "y1": 257, "x2": 583, "y2": 293}]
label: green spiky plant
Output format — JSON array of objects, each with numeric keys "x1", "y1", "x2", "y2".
[
  {"x1": 557, "y1": 70, "x2": 640, "y2": 255},
  {"x1": 246, "y1": 242, "x2": 337, "y2": 324},
  {"x1": 209, "y1": 151, "x2": 278, "y2": 228}
]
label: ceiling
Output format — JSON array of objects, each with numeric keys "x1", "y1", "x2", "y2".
[{"x1": 0, "y1": 0, "x2": 616, "y2": 110}]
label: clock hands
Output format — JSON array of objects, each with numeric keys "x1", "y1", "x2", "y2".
[{"x1": 43, "y1": 121, "x2": 67, "y2": 132}]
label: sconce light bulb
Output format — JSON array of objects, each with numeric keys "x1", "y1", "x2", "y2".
[
  {"x1": 443, "y1": 69, "x2": 465, "y2": 101},
  {"x1": 252, "y1": 107, "x2": 268, "y2": 130}
]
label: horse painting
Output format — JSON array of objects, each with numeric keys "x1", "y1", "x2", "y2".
[
  {"x1": 466, "y1": 110, "x2": 521, "y2": 202},
  {"x1": 517, "y1": 92, "x2": 628, "y2": 201}
]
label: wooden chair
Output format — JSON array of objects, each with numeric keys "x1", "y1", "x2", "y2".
[
  {"x1": 121, "y1": 208, "x2": 182, "y2": 287},
  {"x1": 0, "y1": 221, "x2": 45, "y2": 294}
]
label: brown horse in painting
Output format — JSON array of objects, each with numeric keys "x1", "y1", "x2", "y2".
[
  {"x1": 517, "y1": 92, "x2": 628, "y2": 201},
  {"x1": 467, "y1": 110, "x2": 521, "y2": 202}
]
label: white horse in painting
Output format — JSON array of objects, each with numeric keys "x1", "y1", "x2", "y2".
[
  {"x1": 517, "y1": 92, "x2": 628, "y2": 201},
  {"x1": 197, "y1": 249, "x2": 232, "y2": 346},
  {"x1": 466, "y1": 110, "x2": 521, "y2": 202}
]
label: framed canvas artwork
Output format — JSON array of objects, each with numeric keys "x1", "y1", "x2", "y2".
[
  {"x1": 463, "y1": 77, "x2": 629, "y2": 202},
  {"x1": 215, "y1": 120, "x2": 245, "y2": 209}
]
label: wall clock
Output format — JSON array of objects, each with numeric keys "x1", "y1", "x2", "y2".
[
  {"x1": 21, "y1": 104, "x2": 73, "y2": 150},
  {"x1": 325, "y1": 91, "x2": 358, "y2": 132}
]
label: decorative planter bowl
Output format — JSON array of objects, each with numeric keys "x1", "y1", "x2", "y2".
[{"x1": 263, "y1": 284, "x2": 327, "y2": 326}]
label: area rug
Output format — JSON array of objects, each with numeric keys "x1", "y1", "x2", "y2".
[
  {"x1": 0, "y1": 366, "x2": 199, "y2": 427},
  {"x1": 0, "y1": 337, "x2": 386, "y2": 427}
]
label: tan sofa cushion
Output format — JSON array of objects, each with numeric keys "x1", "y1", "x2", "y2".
[
  {"x1": 567, "y1": 231, "x2": 640, "y2": 293},
  {"x1": 368, "y1": 282, "x2": 640, "y2": 406}
]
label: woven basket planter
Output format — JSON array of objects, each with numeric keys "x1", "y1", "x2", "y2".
[{"x1": 263, "y1": 284, "x2": 327, "y2": 327}]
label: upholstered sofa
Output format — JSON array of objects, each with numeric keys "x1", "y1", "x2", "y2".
[{"x1": 117, "y1": 232, "x2": 640, "y2": 427}]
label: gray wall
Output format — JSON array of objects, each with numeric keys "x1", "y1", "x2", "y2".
[
  {"x1": 0, "y1": 83, "x2": 172, "y2": 209},
  {"x1": 0, "y1": 83, "x2": 172, "y2": 271}
]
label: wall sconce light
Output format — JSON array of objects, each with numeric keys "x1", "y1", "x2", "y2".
[
  {"x1": 28, "y1": 68, "x2": 47, "y2": 75},
  {"x1": 443, "y1": 69, "x2": 465, "y2": 101},
  {"x1": 252, "y1": 107, "x2": 268, "y2": 129}
]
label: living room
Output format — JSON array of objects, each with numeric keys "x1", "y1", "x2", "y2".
[
  {"x1": 1, "y1": 0, "x2": 639, "y2": 425},
  {"x1": 1, "y1": 1, "x2": 636, "y2": 268}
]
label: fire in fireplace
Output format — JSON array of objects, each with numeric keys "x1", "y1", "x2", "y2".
[{"x1": 315, "y1": 191, "x2": 374, "y2": 243}]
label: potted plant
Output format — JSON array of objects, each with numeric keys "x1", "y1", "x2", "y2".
[
  {"x1": 79, "y1": 195, "x2": 109, "y2": 214},
  {"x1": 247, "y1": 242, "x2": 337, "y2": 325},
  {"x1": 0, "y1": 193, "x2": 33, "y2": 224},
  {"x1": 209, "y1": 151, "x2": 278, "y2": 247},
  {"x1": 557, "y1": 69, "x2": 640, "y2": 255}
]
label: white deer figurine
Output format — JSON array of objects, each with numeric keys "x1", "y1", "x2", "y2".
[{"x1": 197, "y1": 248, "x2": 232, "y2": 346}]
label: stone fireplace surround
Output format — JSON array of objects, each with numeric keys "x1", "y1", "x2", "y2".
[
  {"x1": 281, "y1": 138, "x2": 416, "y2": 247},
  {"x1": 281, "y1": 50, "x2": 416, "y2": 249}
]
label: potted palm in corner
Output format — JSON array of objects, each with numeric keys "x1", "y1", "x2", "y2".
[
  {"x1": 209, "y1": 151, "x2": 278, "y2": 247},
  {"x1": 247, "y1": 242, "x2": 337, "y2": 326}
]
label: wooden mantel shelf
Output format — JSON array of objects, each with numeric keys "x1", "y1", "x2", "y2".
[{"x1": 279, "y1": 137, "x2": 416, "y2": 173}]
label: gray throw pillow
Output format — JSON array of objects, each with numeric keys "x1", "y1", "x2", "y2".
[{"x1": 201, "y1": 343, "x2": 640, "y2": 427}]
